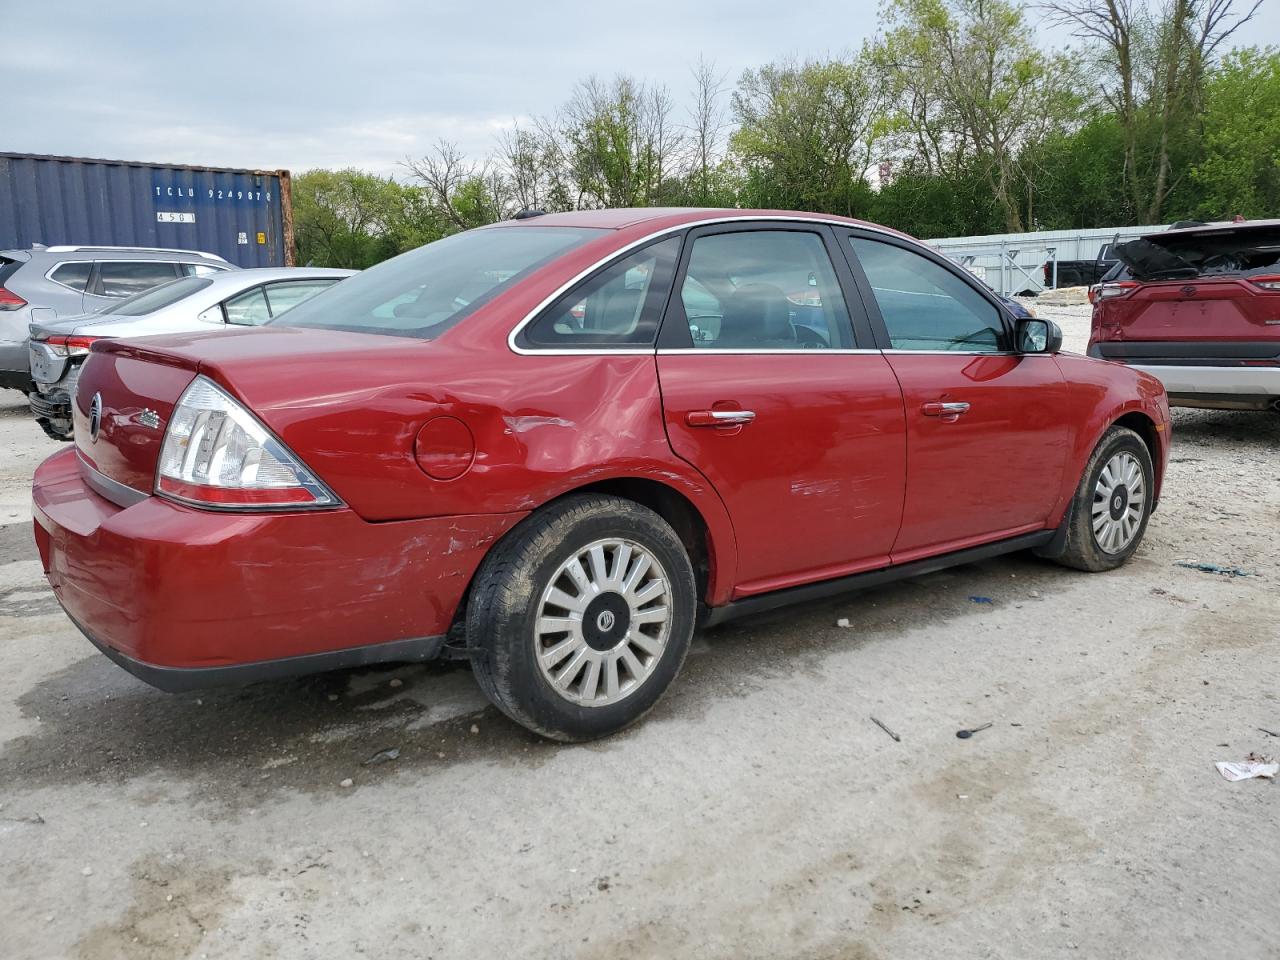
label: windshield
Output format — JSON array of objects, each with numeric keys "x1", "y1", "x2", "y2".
[
  {"x1": 101, "y1": 276, "x2": 213, "y2": 316},
  {"x1": 271, "y1": 226, "x2": 606, "y2": 339}
]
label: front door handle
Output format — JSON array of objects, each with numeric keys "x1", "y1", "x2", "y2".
[
  {"x1": 687, "y1": 409, "x2": 756, "y2": 428},
  {"x1": 921, "y1": 401, "x2": 970, "y2": 422}
]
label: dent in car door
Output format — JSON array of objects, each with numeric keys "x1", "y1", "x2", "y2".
[
  {"x1": 655, "y1": 224, "x2": 907, "y2": 596},
  {"x1": 841, "y1": 232, "x2": 1070, "y2": 560}
]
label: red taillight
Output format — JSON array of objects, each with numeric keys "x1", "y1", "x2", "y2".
[
  {"x1": 1248, "y1": 275, "x2": 1280, "y2": 292},
  {"x1": 0, "y1": 287, "x2": 27, "y2": 311},
  {"x1": 43, "y1": 334, "x2": 100, "y2": 357},
  {"x1": 1092, "y1": 281, "x2": 1140, "y2": 302},
  {"x1": 156, "y1": 376, "x2": 340, "y2": 511},
  {"x1": 156, "y1": 476, "x2": 319, "y2": 506}
]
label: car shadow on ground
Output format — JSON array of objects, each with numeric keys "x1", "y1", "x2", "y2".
[
  {"x1": 1170, "y1": 407, "x2": 1279, "y2": 448},
  {"x1": 0, "y1": 551, "x2": 1079, "y2": 809}
]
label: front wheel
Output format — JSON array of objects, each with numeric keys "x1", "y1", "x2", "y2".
[
  {"x1": 466, "y1": 494, "x2": 697, "y2": 741},
  {"x1": 1051, "y1": 425, "x2": 1154, "y2": 572}
]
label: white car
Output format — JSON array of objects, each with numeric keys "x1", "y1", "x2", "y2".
[{"x1": 28, "y1": 267, "x2": 355, "y2": 439}]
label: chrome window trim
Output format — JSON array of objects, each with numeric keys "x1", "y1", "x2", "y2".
[
  {"x1": 507, "y1": 214, "x2": 908, "y2": 356},
  {"x1": 43, "y1": 260, "x2": 94, "y2": 293},
  {"x1": 880, "y1": 349, "x2": 1022, "y2": 356},
  {"x1": 656, "y1": 348, "x2": 883, "y2": 356}
]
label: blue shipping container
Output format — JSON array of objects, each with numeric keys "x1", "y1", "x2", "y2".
[{"x1": 0, "y1": 152, "x2": 293, "y2": 268}]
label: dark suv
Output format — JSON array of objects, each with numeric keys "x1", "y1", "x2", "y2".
[
  {"x1": 1087, "y1": 220, "x2": 1280, "y2": 411},
  {"x1": 0, "y1": 245, "x2": 233, "y2": 391}
]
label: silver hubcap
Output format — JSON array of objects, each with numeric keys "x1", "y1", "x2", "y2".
[
  {"x1": 1092, "y1": 451, "x2": 1145, "y2": 554},
  {"x1": 534, "y1": 538, "x2": 672, "y2": 707}
]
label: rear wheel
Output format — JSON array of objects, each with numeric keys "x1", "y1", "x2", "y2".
[
  {"x1": 1052, "y1": 426, "x2": 1154, "y2": 572},
  {"x1": 466, "y1": 494, "x2": 697, "y2": 741}
]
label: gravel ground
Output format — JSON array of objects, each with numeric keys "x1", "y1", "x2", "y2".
[{"x1": 1, "y1": 320, "x2": 1277, "y2": 959}]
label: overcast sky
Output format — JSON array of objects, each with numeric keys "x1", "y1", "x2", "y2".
[{"x1": 6, "y1": 0, "x2": 1278, "y2": 178}]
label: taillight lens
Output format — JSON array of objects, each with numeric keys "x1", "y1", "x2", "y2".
[
  {"x1": 0, "y1": 287, "x2": 27, "y2": 311},
  {"x1": 1249, "y1": 275, "x2": 1280, "y2": 291},
  {"x1": 42, "y1": 334, "x2": 99, "y2": 357},
  {"x1": 1092, "y1": 281, "x2": 1140, "y2": 302},
  {"x1": 156, "y1": 376, "x2": 340, "y2": 510}
]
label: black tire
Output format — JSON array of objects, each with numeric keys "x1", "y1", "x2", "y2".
[
  {"x1": 1051, "y1": 425, "x2": 1154, "y2": 572},
  {"x1": 466, "y1": 494, "x2": 697, "y2": 742}
]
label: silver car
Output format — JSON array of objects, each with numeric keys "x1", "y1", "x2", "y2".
[
  {"x1": 28, "y1": 266, "x2": 355, "y2": 439},
  {"x1": 0, "y1": 245, "x2": 233, "y2": 392}
]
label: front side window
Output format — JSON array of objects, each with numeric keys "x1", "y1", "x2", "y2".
[
  {"x1": 273, "y1": 226, "x2": 605, "y2": 340},
  {"x1": 849, "y1": 237, "x2": 1006, "y2": 352},
  {"x1": 264, "y1": 279, "x2": 339, "y2": 316},
  {"x1": 95, "y1": 261, "x2": 180, "y2": 297},
  {"x1": 680, "y1": 230, "x2": 852, "y2": 349},
  {"x1": 521, "y1": 237, "x2": 681, "y2": 348},
  {"x1": 49, "y1": 261, "x2": 92, "y2": 292},
  {"x1": 223, "y1": 287, "x2": 272, "y2": 326}
]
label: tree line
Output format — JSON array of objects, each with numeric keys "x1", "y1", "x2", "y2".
[{"x1": 293, "y1": 0, "x2": 1275, "y2": 268}]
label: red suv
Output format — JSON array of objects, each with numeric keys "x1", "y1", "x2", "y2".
[
  {"x1": 32, "y1": 209, "x2": 1171, "y2": 740},
  {"x1": 1088, "y1": 220, "x2": 1280, "y2": 411}
]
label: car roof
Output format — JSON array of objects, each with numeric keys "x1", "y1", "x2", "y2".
[
  {"x1": 489, "y1": 207, "x2": 914, "y2": 240},
  {"x1": 208, "y1": 266, "x2": 356, "y2": 283},
  {"x1": 188, "y1": 267, "x2": 354, "y2": 294},
  {"x1": 2, "y1": 246, "x2": 227, "y2": 263},
  {"x1": 1144, "y1": 218, "x2": 1280, "y2": 241}
]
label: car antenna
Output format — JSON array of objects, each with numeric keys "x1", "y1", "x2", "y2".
[{"x1": 512, "y1": 209, "x2": 547, "y2": 220}]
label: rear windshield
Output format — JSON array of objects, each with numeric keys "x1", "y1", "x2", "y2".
[
  {"x1": 1115, "y1": 226, "x2": 1280, "y2": 281},
  {"x1": 106, "y1": 276, "x2": 213, "y2": 316},
  {"x1": 271, "y1": 226, "x2": 606, "y2": 339},
  {"x1": 0, "y1": 256, "x2": 21, "y2": 286}
]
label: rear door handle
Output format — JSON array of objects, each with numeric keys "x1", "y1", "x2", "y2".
[
  {"x1": 687, "y1": 409, "x2": 756, "y2": 427},
  {"x1": 921, "y1": 401, "x2": 970, "y2": 422}
]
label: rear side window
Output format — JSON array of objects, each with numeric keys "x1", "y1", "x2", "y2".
[
  {"x1": 95, "y1": 261, "x2": 179, "y2": 297},
  {"x1": 848, "y1": 237, "x2": 1006, "y2": 352},
  {"x1": 223, "y1": 287, "x2": 272, "y2": 326},
  {"x1": 181, "y1": 263, "x2": 225, "y2": 277},
  {"x1": 273, "y1": 226, "x2": 605, "y2": 340},
  {"x1": 521, "y1": 237, "x2": 681, "y2": 348},
  {"x1": 263, "y1": 279, "x2": 339, "y2": 316},
  {"x1": 49, "y1": 262, "x2": 92, "y2": 292},
  {"x1": 110, "y1": 276, "x2": 212, "y2": 316}
]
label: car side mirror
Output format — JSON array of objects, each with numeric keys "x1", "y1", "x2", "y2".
[{"x1": 1016, "y1": 317, "x2": 1062, "y2": 354}]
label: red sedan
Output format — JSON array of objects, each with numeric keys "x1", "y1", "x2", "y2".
[{"x1": 31, "y1": 209, "x2": 1171, "y2": 740}]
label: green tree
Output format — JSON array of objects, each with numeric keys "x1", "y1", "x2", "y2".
[
  {"x1": 729, "y1": 57, "x2": 881, "y2": 216},
  {"x1": 1044, "y1": 0, "x2": 1262, "y2": 222},
  {"x1": 292, "y1": 169, "x2": 434, "y2": 268},
  {"x1": 875, "y1": 0, "x2": 1083, "y2": 232},
  {"x1": 1191, "y1": 47, "x2": 1280, "y2": 218}
]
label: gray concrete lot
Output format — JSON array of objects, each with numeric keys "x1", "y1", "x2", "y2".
[{"x1": 2, "y1": 317, "x2": 1277, "y2": 959}]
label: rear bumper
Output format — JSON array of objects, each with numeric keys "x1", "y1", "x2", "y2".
[
  {"x1": 32, "y1": 447, "x2": 524, "y2": 685},
  {"x1": 1120, "y1": 364, "x2": 1280, "y2": 399},
  {"x1": 29, "y1": 389, "x2": 71, "y2": 421},
  {"x1": 0, "y1": 339, "x2": 33, "y2": 392},
  {"x1": 1087, "y1": 342, "x2": 1280, "y2": 404},
  {"x1": 69, "y1": 611, "x2": 445, "y2": 692}
]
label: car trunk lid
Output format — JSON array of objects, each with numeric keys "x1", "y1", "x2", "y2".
[
  {"x1": 73, "y1": 341, "x2": 201, "y2": 494},
  {"x1": 1102, "y1": 222, "x2": 1280, "y2": 343},
  {"x1": 71, "y1": 326, "x2": 445, "y2": 511}
]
